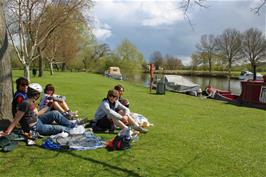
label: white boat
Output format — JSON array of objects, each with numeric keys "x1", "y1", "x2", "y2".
[
  {"x1": 105, "y1": 67, "x2": 123, "y2": 80},
  {"x1": 239, "y1": 71, "x2": 263, "y2": 80},
  {"x1": 154, "y1": 75, "x2": 201, "y2": 96}
]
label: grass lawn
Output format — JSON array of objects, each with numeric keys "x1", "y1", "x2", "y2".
[{"x1": 0, "y1": 71, "x2": 265, "y2": 177}]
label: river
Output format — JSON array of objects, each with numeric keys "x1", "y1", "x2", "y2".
[{"x1": 126, "y1": 73, "x2": 242, "y2": 95}]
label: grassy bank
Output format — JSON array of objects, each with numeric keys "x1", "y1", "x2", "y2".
[{"x1": 1, "y1": 71, "x2": 265, "y2": 177}]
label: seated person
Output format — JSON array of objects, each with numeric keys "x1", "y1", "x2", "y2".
[
  {"x1": 114, "y1": 84, "x2": 129, "y2": 107},
  {"x1": 12, "y1": 77, "x2": 29, "y2": 116},
  {"x1": 92, "y1": 89, "x2": 147, "y2": 133},
  {"x1": 0, "y1": 83, "x2": 77, "y2": 145},
  {"x1": 39, "y1": 84, "x2": 77, "y2": 119}
]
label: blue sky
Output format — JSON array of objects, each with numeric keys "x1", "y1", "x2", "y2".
[{"x1": 91, "y1": 0, "x2": 265, "y2": 65}]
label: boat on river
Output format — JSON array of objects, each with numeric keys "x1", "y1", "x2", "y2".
[
  {"x1": 154, "y1": 75, "x2": 201, "y2": 96},
  {"x1": 239, "y1": 71, "x2": 263, "y2": 80},
  {"x1": 205, "y1": 75, "x2": 266, "y2": 109},
  {"x1": 104, "y1": 67, "x2": 122, "y2": 80}
]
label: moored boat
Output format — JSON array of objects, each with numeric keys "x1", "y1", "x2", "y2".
[
  {"x1": 205, "y1": 75, "x2": 266, "y2": 109},
  {"x1": 239, "y1": 71, "x2": 263, "y2": 80},
  {"x1": 153, "y1": 75, "x2": 202, "y2": 96},
  {"x1": 104, "y1": 67, "x2": 123, "y2": 80}
]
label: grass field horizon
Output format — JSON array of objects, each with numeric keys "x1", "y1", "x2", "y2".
[{"x1": 0, "y1": 70, "x2": 265, "y2": 177}]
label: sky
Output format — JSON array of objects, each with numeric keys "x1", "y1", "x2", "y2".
[{"x1": 91, "y1": 0, "x2": 266, "y2": 65}]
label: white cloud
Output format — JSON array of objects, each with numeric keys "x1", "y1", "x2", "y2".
[
  {"x1": 140, "y1": 2, "x2": 184, "y2": 26},
  {"x1": 93, "y1": 0, "x2": 184, "y2": 27},
  {"x1": 92, "y1": 18, "x2": 112, "y2": 40}
]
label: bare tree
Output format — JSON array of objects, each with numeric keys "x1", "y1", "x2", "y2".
[
  {"x1": 215, "y1": 28, "x2": 242, "y2": 78},
  {"x1": 150, "y1": 51, "x2": 164, "y2": 70},
  {"x1": 164, "y1": 55, "x2": 183, "y2": 70},
  {"x1": 241, "y1": 28, "x2": 266, "y2": 80},
  {"x1": 0, "y1": 0, "x2": 13, "y2": 121},
  {"x1": 5, "y1": 0, "x2": 91, "y2": 80},
  {"x1": 196, "y1": 34, "x2": 216, "y2": 73},
  {"x1": 252, "y1": 0, "x2": 266, "y2": 15}
]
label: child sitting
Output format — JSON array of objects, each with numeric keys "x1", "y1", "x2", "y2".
[
  {"x1": 39, "y1": 84, "x2": 77, "y2": 119},
  {"x1": 12, "y1": 77, "x2": 29, "y2": 116},
  {"x1": 92, "y1": 89, "x2": 147, "y2": 133}
]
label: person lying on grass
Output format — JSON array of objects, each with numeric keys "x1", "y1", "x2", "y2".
[
  {"x1": 12, "y1": 77, "x2": 29, "y2": 117},
  {"x1": 92, "y1": 89, "x2": 148, "y2": 133},
  {"x1": 0, "y1": 83, "x2": 80, "y2": 145},
  {"x1": 39, "y1": 84, "x2": 78, "y2": 119}
]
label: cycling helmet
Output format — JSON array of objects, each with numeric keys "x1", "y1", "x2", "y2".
[
  {"x1": 28, "y1": 83, "x2": 43, "y2": 93},
  {"x1": 27, "y1": 83, "x2": 42, "y2": 98}
]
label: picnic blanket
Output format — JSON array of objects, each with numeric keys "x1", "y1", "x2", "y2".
[{"x1": 42, "y1": 131, "x2": 105, "y2": 150}]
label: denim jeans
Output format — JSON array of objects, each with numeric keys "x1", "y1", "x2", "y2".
[{"x1": 36, "y1": 111, "x2": 75, "y2": 135}]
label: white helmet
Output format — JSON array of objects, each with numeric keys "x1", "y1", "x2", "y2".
[{"x1": 28, "y1": 83, "x2": 43, "y2": 93}]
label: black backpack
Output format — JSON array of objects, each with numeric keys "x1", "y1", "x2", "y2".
[{"x1": 106, "y1": 135, "x2": 131, "y2": 151}]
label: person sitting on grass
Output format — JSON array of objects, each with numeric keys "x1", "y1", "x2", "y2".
[
  {"x1": 92, "y1": 89, "x2": 147, "y2": 133},
  {"x1": 39, "y1": 84, "x2": 78, "y2": 119},
  {"x1": 0, "y1": 83, "x2": 79, "y2": 145},
  {"x1": 114, "y1": 84, "x2": 129, "y2": 108},
  {"x1": 12, "y1": 77, "x2": 29, "y2": 116}
]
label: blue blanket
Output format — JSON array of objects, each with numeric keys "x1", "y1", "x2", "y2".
[{"x1": 42, "y1": 131, "x2": 105, "y2": 150}]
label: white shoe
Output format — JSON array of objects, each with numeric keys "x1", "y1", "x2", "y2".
[{"x1": 27, "y1": 139, "x2": 36, "y2": 146}]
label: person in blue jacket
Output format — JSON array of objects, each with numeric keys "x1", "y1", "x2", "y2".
[{"x1": 12, "y1": 77, "x2": 29, "y2": 116}]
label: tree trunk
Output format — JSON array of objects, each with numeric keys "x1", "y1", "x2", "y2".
[
  {"x1": 61, "y1": 62, "x2": 66, "y2": 71},
  {"x1": 49, "y1": 61, "x2": 54, "y2": 75},
  {"x1": 38, "y1": 47, "x2": 44, "y2": 77},
  {"x1": 253, "y1": 64, "x2": 256, "y2": 80},
  {"x1": 0, "y1": 1, "x2": 13, "y2": 120},
  {"x1": 24, "y1": 64, "x2": 30, "y2": 81}
]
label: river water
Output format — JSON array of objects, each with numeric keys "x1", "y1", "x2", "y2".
[{"x1": 126, "y1": 73, "x2": 242, "y2": 95}]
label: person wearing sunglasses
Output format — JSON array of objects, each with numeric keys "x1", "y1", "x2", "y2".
[
  {"x1": 12, "y1": 77, "x2": 29, "y2": 116},
  {"x1": 92, "y1": 89, "x2": 147, "y2": 133}
]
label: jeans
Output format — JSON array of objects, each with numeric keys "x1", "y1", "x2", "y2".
[{"x1": 36, "y1": 111, "x2": 75, "y2": 135}]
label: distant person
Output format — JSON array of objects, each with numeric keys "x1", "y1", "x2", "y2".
[
  {"x1": 39, "y1": 84, "x2": 78, "y2": 119},
  {"x1": 0, "y1": 83, "x2": 79, "y2": 145},
  {"x1": 114, "y1": 84, "x2": 129, "y2": 108},
  {"x1": 92, "y1": 89, "x2": 147, "y2": 133},
  {"x1": 12, "y1": 77, "x2": 29, "y2": 116}
]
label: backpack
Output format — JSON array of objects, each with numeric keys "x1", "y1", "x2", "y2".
[
  {"x1": 106, "y1": 135, "x2": 131, "y2": 151},
  {"x1": 0, "y1": 137, "x2": 18, "y2": 152}
]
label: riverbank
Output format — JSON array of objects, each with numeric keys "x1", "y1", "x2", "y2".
[{"x1": 2, "y1": 70, "x2": 265, "y2": 177}]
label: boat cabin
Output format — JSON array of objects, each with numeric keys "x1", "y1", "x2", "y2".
[
  {"x1": 240, "y1": 75, "x2": 266, "y2": 109},
  {"x1": 105, "y1": 67, "x2": 122, "y2": 80}
]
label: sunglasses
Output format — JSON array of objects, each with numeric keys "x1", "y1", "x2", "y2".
[{"x1": 111, "y1": 95, "x2": 118, "y2": 98}]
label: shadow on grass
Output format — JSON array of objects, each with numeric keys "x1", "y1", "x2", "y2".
[{"x1": 35, "y1": 144, "x2": 141, "y2": 177}]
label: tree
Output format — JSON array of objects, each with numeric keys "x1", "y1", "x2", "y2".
[
  {"x1": 82, "y1": 43, "x2": 110, "y2": 71},
  {"x1": 215, "y1": 28, "x2": 242, "y2": 78},
  {"x1": 150, "y1": 51, "x2": 164, "y2": 70},
  {"x1": 241, "y1": 28, "x2": 266, "y2": 80},
  {"x1": 164, "y1": 55, "x2": 183, "y2": 70},
  {"x1": 115, "y1": 39, "x2": 144, "y2": 76},
  {"x1": 196, "y1": 34, "x2": 216, "y2": 73},
  {"x1": 0, "y1": 0, "x2": 13, "y2": 120},
  {"x1": 5, "y1": 0, "x2": 91, "y2": 80}
]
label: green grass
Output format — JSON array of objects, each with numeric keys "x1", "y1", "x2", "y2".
[{"x1": 1, "y1": 70, "x2": 265, "y2": 177}]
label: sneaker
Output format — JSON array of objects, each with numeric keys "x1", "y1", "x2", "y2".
[
  {"x1": 63, "y1": 111, "x2": 78, "y2": 120},
  {"x1": 134, "y1": 126, "x2": 148, "y2": 134},
  {"x1": 27, "y1": 139, "x2": 36, "y2": 146},
  {"x1": 76, "y1": 119, "x2": 90, "y2": 125}
]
